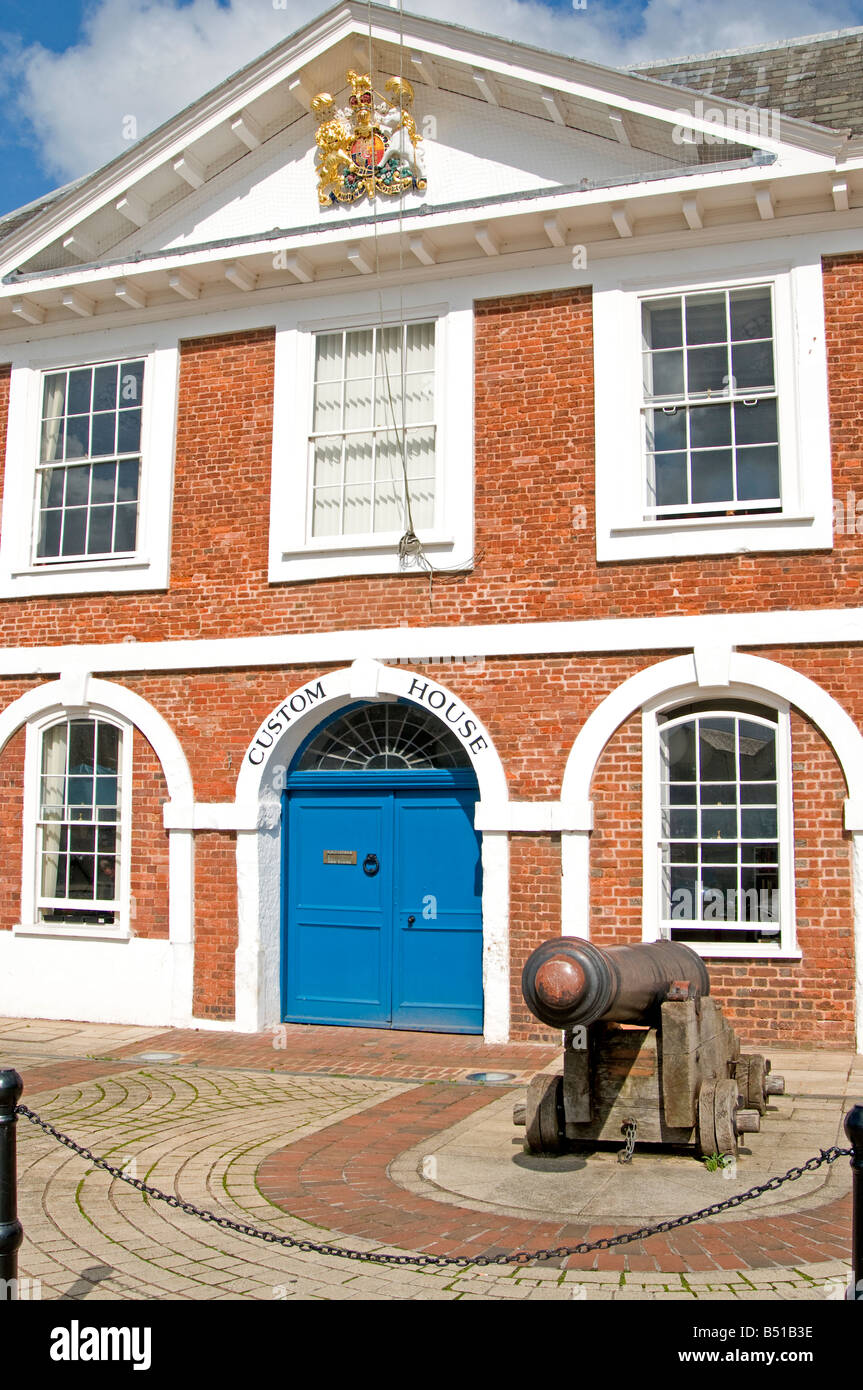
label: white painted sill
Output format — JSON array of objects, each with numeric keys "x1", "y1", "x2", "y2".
[
  {"x1": 13, "y1": 922, "x2": 131, "y2": 942},
  {"x1": 610, "y1": 513, "x2": 816, "y2": 537},
  {"x1": 678, "y1": 945, "x2": 803, "y2": 961},
  {"x1": 11, "y1": 557, "x2": 152, "y2": 577},
  {"x1": 280, "y1": 531, "x2": 456, "y2": 557}
]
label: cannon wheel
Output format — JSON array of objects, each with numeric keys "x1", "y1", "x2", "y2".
[
  {"x1": 525, "y1": 1073, "x2": 565, "y2": 1154},
  {"x1": 697, "y1": 1080, "x2": 717, "y2": 1157},
  {"x1": 698, "y1": 1078, "x2": 741, "y2": 1158},
  {"x1": 746, "y1": 1054, "x2": 768, "y2": 1114},
  {"x1": 713, "y1": 1078, "x2": 740, "y2": 1157}
]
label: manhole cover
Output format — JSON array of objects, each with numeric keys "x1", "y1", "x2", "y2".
[
  {"x1": 464, "y1": 1071, "x2": 516, "y2": 1084},
  {"x1": 132, "y1": 1052, "x2": 182, "y2": 1062}
]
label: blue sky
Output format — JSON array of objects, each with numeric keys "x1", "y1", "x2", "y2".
[{"x1": 1, "y1": 0, "x2": 862, "y2": 218}]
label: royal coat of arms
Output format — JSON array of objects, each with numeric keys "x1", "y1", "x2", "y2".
[{"x1": 312, "y1": 70, "x2": 427, "y2": 206}]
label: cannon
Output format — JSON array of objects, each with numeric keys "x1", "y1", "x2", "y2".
[{"x1": 516, "y1": 938, "x2": 785, "y2": 1157}]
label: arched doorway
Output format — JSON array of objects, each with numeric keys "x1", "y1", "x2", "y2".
[{"x1": 281, "y1": 699, "x2": 483, "y2": 1033}]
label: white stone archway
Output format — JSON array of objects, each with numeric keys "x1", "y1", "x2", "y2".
[
  {"x1": 559, "y1": 651, "x2": 863, "y2": 1049},
  {"x1": 0, "y1": 675, "x2": 196, "y2": 1027},
  {"x1": 232, "y1": 659, "x2": 512, "y2": 1040}
]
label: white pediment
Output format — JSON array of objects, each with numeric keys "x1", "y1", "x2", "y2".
[{"x1": 128, "y1": 88, "x2": 673, "y2": 255}]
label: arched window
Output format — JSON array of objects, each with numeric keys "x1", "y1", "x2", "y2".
[
  {"x1": 646, "y1": 698, "x2": 795, "y2": 955},
  {"x1": 24, "y1": 712, "x2": 132, "y2": 935},
  {"x1": 296, "y1": 702, "x2": 471, "y2": 771}
]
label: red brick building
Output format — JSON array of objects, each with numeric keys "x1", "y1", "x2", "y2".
[{"x1": 0, "y1": 6, "x2": 862, "y2": 1050}]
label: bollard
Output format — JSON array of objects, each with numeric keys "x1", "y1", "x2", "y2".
[
  {"x1": 847, "y1": 1104, "x2": 863, "y2": 1301},
  {"x1": 0, "y1": 1069, "x2": 23, "y2": 1301}
]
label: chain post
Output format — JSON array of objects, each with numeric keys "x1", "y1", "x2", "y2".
[
  {"x1": 845, "y1": 1104, "x2": 863, "y2": 1300},
  {"x1": 0, "y1": 1070, "x2": 23, "y2": 1300}
]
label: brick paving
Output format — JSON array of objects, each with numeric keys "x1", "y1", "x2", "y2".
[
  {"x1": 1, "y1": 1017, "x2": 857, "y2": 1301},
  {"x1": 102, "y1": 1021, "x2": 560, "y2": 1082},
  {"x1": 258, "y1": 1082, "x2": 855, "y2": 1273}
]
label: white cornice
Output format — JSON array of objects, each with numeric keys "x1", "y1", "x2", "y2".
[{"x1": 3, "y1": 607, "x2": 863, "y2": 678}]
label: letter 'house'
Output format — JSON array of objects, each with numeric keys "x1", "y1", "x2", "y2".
[{"x1": 1, "y1": 6, "x2": 863, "y2": 1049}]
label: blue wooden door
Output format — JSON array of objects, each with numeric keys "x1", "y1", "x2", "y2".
[{"x1": 283, "y1": 784, "x2": 482, "y2": 1032}]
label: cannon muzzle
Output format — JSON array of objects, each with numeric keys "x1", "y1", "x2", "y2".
[{"x1": 522, "y1": 938, "x2": 710, "y2": 1030}]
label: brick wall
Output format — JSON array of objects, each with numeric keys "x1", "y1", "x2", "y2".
[{"x1": 0, "y1": 254, "x2": 860, "y2": 646}]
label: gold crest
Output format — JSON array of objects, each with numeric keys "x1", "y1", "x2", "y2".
[{"x1": 312, "y1": 70, "x2": 427, "y2": 206}]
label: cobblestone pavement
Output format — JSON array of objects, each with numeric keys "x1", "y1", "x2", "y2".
[{"x1": 2, "y1": 1019, "x2": 857, "y2": 1302}]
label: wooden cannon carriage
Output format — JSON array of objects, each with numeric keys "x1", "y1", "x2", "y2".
[{"x1": 516, "y1": 938, "x2": 784, "y2": 1157}]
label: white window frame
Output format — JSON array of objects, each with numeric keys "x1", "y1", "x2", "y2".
[
  {"x1": 0, "y1": 332, "x2": 179, "y2": 597},
  {"x1": 593, "y1": 256, "x2": 833, "y2": 562},
  {"x1": 268, "y1": 298, "x2": 474, "y2": 583},
  {"x1": 641, "y1": 688, "x2": 800, "y2": 959},
  {"x1": 16, "y1": 709, "x2": 134, "y2": 940}
]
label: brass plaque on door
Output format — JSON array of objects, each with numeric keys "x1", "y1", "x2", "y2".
[{"x1": 323, "y1": 850, "x2": 357, "y2": 865}]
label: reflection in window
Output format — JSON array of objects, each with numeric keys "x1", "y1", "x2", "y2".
[
  {"x1": 641, "y1": 287, "x2": 780, "y2": 520},
  {"x1": 35, "y1": 360, "x2": 144, "y2": 562},
  {"x1": 658, "y1": 702, "x2": 780, "y2": 945},
  {"x1": 37, "y1": 717, "x2": 122, "y2": 926}
]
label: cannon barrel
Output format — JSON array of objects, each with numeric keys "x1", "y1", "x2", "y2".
[{"x1": 522, "y1": 938, "x2": 710, "y2": 1030}]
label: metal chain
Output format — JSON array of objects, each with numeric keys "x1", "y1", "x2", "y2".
[
  {"x1": 14, "y1": 1103, "x2": 852, "y2": 1270},
  {"x1": 617, "y1": 1119, "x2": 637, "y2": 1165}
]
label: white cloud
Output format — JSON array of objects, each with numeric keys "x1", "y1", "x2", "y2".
[{"x1": 7, "y1": 0, "x2": 863, "y2": 184}]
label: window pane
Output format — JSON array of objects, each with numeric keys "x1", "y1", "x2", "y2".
[
  {"x1": 119, "y1": 361, "x2": 144, "y2": 406},
  {"x1": 313, "y1": 380, "x2": 342, "y2": 433},
  {"x1": 406, "y1": 321, "x2": 434, "y2": 370},
  {"x1": 61, "y1": 509, "x2": 87, "y2": 557},
  {"x1": 739, "y1": 722, "x2": 776, "y2": 779},
  {"x1": 40, "y1": 416, "x2": 66, "y2": 463},
  {"x1": 698, "y1": 719, "x2": 735, "y2": 779},
  {"x1": 117, "y1": 408, "x2": 141, "y2": 454},
  {"x1": 731, "y1": 341, "x2": 774, "y2": 392},
  {"x1": 344, "y1": 484, "x2": 373, "y2": 535},
  {"x1": 117, "y1": 459, "x2": 139, "y2": 503},
  {"x1": 113, "y1": 504, "x2": 138, "y2": 553},
  {"x1": 313, "y1": 437, "x2": 343, "y2": 488},
  {"x1": 344, "y1": 374, "x2": 373, "y2": 430},
  {"x1": 651, "y1": 454, "x2": 687, "y2": 508},
  {"x1": 644, "y1": 350, "x2": 683, "y2": 398},
  {"x1": 67, "y1": 368, "x2": 92, "y2": 415},
  {"x1": 42, "y1": 372, "x2": 66, "y2": 417},
  {"x1": 686, "y1": 346, "x2": 728, "y2": 395},
  {"x1": 345, "y1": 330, "x2": 373, "y2": 378},
  {"x1": 729, "y1": 287, "x2": 772, "y2": 342},
  {"x1": 64, "y1": 416, "x2": 90, "y2": 459},
  {"x1": 691, "y1": 450, "x2": 733, "y2": 505},
  {"x1": 685, "y1": 293, "x2": 727, "y2": 345},
  {"x1": 311, "y1": 486, "x2": 341, "y2": 537},
  {"x1": 646, "y1": 408, "x2": 686, "y2": 453},
  {"x1": 314, "y1": 333, "x2": 342, "y2": 382},
  {"x1": 90, "y1": 462, "x2": 116, "y2": 505},
  {"x1": 689, "y1": 404, "x2": 731, "y2": 449},
  {"x1": 92, "y1": 363, "x2": 119, "y2": 411},
  {"x1": 37, "y1": 509, "x2": 62, "y2": 557},
  {"x1": 737, "y1": 446, "x2": 780, "y2": 502},
  {"x1": 642, "y1": 299, "x2": 682, "y2": 350},
  {"x1": 734, "y1": 398, "x2": 778, "y2": 445},
  {"x1": 87, "y1": 507, "x2": 115, "y2": 555},
  {"x1": 90, "y1": 412, "x2": 117, "y2": 457},
  {"x1": 662, "y1": 723, "x2": 696, "y2": 780}
]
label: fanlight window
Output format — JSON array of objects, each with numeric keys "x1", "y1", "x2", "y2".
[{"x1": 298, "y1": 703, "x2": 471, "y2": 771}]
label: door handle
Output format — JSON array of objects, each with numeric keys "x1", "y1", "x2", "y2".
[{"x1": 407, "y1": 915, "x2": 416, "y2": 926}]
